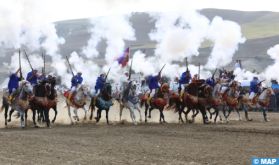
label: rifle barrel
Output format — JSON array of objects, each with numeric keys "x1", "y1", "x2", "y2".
[
  {"x1": 65, "y1": 56, "x2": 74, "y2": 76},
  {"x1": 24, "y1": 49, "x2": 33, "y2": 71}
]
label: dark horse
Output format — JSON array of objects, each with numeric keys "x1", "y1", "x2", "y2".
[
  {"x1": 28, "y1": 77, "x2": 57, "y2": 127},
  {"x1": 89, "y1": 82, "x2": 113, "y2": 124},
  {"x1": 140, "y1": 83, "x2": 170, "y2": 123}
]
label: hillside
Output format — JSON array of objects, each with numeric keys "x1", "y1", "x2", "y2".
[{"x1": 1, "y1": 9, "x2": 279, "y2": 82}]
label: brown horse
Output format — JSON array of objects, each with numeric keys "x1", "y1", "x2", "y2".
[
  {"x1": 180, "y1": 80, "x2": 211, "y2": 124},
  {"x1": 221, "y1": 81, "x2": 242, "y2": 121},
  {"x1": 140, "y1": 83, "x2": 170, "y2": 123}
]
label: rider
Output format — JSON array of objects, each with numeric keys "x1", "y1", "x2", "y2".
[
  {"x1": 206, "y1": 77, "x2": 215, "y2": 88},
  {"x1": 170, "y1": 77, "x2": 180, "y2": 94},
  {"x1": 179, "y1": 70, "x2": 191, "y2": 96},
  {"x1": 26, "y1": 69, "x2": 39, "y2": 86},
  {"x1": 68, "y1": 72, "x2": 83, "y2": 101},
  {"x1": 94, "y1": 73, "x2": 106, "y2": 96},
  {"x1": 249, "y1": 76, "x2": 260, "y2": 100},
  {"x1": 8, "y1": 68, "x2": 21, "y2": 102},
  {"x1": 147, "y1": 72, "x2": 161, "y2": 104}
]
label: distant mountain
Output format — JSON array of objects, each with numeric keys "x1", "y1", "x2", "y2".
[{"x1": 1, "y1": 9, "x2": 279, "y2": 82}]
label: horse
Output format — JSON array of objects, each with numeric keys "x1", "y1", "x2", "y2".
[
  {"x1": 180, "y1": 80, "x2": 211, "y2": 124},
  {"x1": 89, "y1": 82, "x2": 113, "y2": 124},
  {"x1": 240, "y1": 87, "x2": 274, "y2": 121},
  {"x1": 140, "y1": 83, "x2": 170, "y2": 123},
  {"x1": 7, "y1": 81, "x2": 33, "y2": 128},
  {"x1": 119, "y1": 81, "x2": 142, "y2": 125},
  {"x1": 221, "y1": 81, "x2": 242, "y2": 122},
  {"x1": 28, "y1": 78, "x2": 57, "y2": 127},
  {"x1": 64, "y1": 85, "x2": 89, "y2": 124}
]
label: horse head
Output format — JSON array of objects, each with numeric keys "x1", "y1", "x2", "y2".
[
  {"x1": 20, "y1": 81, "x2": 33, "y2": 99},
  {"x1": 203, "y1": 84, "x2": 213, "y2": 98},
  {"x1": 101, "y1": 82, "x2": 112, "y2": 100},
  {"x1": 160, "y1": 83, "x2": 169, "y2": 94}
]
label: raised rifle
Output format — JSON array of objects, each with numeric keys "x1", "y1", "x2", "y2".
[
  {"x1": 105, "y1": 67, "x2": 111, "y2": 82},
  {"x1": 198, "y1": 63, "x2": 200, "y2": 79},
  {"x1": 186, "y1": 57, "x2": 189, "y2": 72},
  {"x1": 41, "y1": 52, "x2": 46, "y2": 76},
  {"x1": 18, "y1": 49, "x2": 23, "y2": 80},
  {"x1": 158, "y1": 64, "x2": 166, "y2": 76},
  {"x1": 212, "y1": 68, "x2": 217, "y2": 79},
  {"x1": 24, "y1": 49, "x2": 33, "y2": 71},
  {"x1": 65, "y1": 56, "x2": 74, "y2": 77},
  {"x1": 128, "y1": 57, "x2": 133, "y2": 81}
]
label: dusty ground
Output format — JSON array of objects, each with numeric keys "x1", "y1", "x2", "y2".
[{"x1": 0, "y1": 101, "x2": 278, "y2": 165}]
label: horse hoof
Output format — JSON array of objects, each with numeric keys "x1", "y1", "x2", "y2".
[
  {"x1": 34, "y1": 125, "x2": 39, "y2": 128},
  {"x1": 145, "y1": 120, "x2": 147, "y2": 123},
  {"x1": 7, "y1": 119, "x2": 11, "y2": 122},
  {"x1": 51, "y1": 120, "x2": 55, "y2": 123},
  {"x1": 148, "y1": 116, "x2": 151, "y2": 118}
]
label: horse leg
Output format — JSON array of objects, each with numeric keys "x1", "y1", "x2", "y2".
[
  {"x1": 52, "y1": 105, "x2": 58, "y2": 123},
  {"x1": 263, "y1": 108, "x2": 269, "y2": 122},
  {"x1": 25, "y1": 109, "x2": 28, "y2": 127},
  {"x1": 160, "y1": 109, "x2": 166, "y2": 123},
  {"x1": 129, "y1": 107, "x2": 137, "y2": 125},
  {"x1": 4, "y1": 105, "x2": 9, "y2": 126},
  {"x1": 192, "y1": 109, "x2": 199, "y2": 123},
  {"x1": 244, "y1": 105, "x2": 252, "y2": 121},
  {"x1": 119, "y1": 104, "x2": 123, "y2": 121},
  {"x1": 83, "y1": 107, "x2": 87, "y2": 120},
  {"x1": 89, "y1": 104, "x2": 95, "y2": 120},
  {"x1": 178, "y1": 108, "x2": 184, "y2": 123},
  {"x1": 144, "y1": 106, "x2": 148, "y2": 123},
  {"x1": 148, "y1": 107, "x2": 152, "y2": 118},
  {"x1": 67, "y1": 105, "x2": 73, "y2": 124},
  {"x1": 20, "y1": 111, "x2": 25, "y2": 128},
  {"x1": 32, "y1": 109, "x2": 38, "y2": 127},
  {"x1": 73, "y1": 109, "x2": 79, "y2": 121},
  {"x1": 43, "y1": 109, "x2": 50, "y2": 128},
  {"x1": 106, "y1": 109, "x2": 109, "y2": 125},
  {"x1": 214, "y1": 108, "x2": 219, "y2": 123},
  {"x1": 8, "y1": 109, "x2": 14, "y2": 122},
  {"x1": 185, "y1": 107, "x2": 191, "y2": 123},
  {"x1": 200, "y1": 107, "x2": 209, "y2": 124},
  {"x1": 95, "y1": 109, "x2": 101, "y2": 123},
  {"x1": 136, "y1": 104, "x2": 142, "y2": 122},
  {"x1": 236, "y1": 108, "x2": 242, "y2": 121}
]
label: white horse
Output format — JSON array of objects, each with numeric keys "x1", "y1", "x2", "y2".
[
  {"x1": 10, "y1": 81, "x2": 33, "y2": 128},
  {"x1": 120, "y1": 81, "x2": 142, "y2": 125},
  {"x1": 65, "y1": 85, "x2": 89, "y2": 124},
  {"x1": 241, "y1": 87, "x2": 275, "y2": 121}
]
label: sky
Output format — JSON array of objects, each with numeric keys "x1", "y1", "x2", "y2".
[{"x1": 2, "y1": 0, "x2": 278, "y2": 22}]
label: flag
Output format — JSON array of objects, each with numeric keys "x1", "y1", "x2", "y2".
[{"x1": 117, "y1": 47, "x2": 129, "y2": 67}]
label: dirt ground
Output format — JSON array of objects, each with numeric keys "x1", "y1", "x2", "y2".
[{"x1": 0, "y1": 99, "x2": 278, "y2": 165}]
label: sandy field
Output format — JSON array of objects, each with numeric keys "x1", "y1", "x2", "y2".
[{"x1": 0, "y1": 96, "x2": 278, "y2": 165}]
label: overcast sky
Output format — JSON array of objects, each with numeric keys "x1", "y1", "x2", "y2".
[{"x1": 1, "y1": 0, "x2": 279, "y2": 22}]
